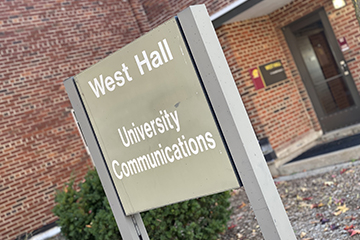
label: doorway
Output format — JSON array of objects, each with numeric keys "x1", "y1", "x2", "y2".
[{"x1": 283, "y1": 8, "x2": 360, "y2": 133}]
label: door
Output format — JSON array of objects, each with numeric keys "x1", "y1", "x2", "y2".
[{"x1": 283, "y1": 8, "x2": 360, "y2": 133}]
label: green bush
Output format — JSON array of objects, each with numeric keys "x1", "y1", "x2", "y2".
[{"x1": 53, "y1": 169, "x2": 232, "y2": 240}]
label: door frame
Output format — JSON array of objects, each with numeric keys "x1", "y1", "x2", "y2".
[{"x1": 283, "y1": 7, "x2": 360, "y2": 132}]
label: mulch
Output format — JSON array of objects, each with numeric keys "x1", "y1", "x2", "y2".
[{"x1": 220, "y1": 161, "x2": 360, "y2": 240}]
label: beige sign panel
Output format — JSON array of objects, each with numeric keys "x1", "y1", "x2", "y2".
[{"x1": 74, "y1": 18, "x2": 239, "y2": 215}]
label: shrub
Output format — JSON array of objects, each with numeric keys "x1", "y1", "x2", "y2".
[{"x1": 53, "y1": 169, "x2": 232, "y2": 240}]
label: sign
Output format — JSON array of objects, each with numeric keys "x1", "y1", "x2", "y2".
[
  {"x1": 250, "y1": 60, "x2": 287, "y2": 89},
  {"x1": 73, "y1": 18, "x2": 239, "y2": 215},
  {"x1": 338, "y1": 37, "x2": 349, "y2": 51},
  {"x1": 249, "y1": 67, "x2": 265, "y2": 90},
  {"x1": 66, "y1": 6, "x2": 297, "y2": 239},
  {"x1": 259, "y1": 60, "x2": 287, "y2": 86}
]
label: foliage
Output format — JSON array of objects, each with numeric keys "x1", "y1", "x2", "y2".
[
  {"x1": 142, "y1": 191, "x2": 231, "y2": 240},
  {"x1": 353, "y1": 0, "x2": 360, "y2": 26},
  {"x1": 53, "y1": 170, "x2": 118, "y2": 240},
  {"x1": 53, "y1": 169, "x2": 232, "y2": 240}
]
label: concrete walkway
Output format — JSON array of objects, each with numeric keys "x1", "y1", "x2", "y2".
[{"x1": 269, "y1": 123, "x2": 360, "y2": 176}]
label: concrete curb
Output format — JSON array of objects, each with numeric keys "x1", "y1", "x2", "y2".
[
  {"x1": 29, "y1": 227, "x2": 61, "y2": 240},
  {"x1": 276, "y1": 145, "x2": 360, "y2": 176},
  {"x1": 275, "y1": 159, "x2": 360, "y2": 182}
]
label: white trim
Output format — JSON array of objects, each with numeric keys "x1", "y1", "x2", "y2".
[{"x1": 209, "y1": 0, "x2": 248, "y2": 21}]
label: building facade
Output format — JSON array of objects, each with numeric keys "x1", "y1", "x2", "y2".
[
  {"x1": 1, "y1": 0, "x2": 360, "y2": 238},
  {"x1": 214, "y1": 0, "x2": 360, "y2": 163}
]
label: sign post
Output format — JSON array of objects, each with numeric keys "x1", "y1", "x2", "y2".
[
  {"x1": 64, "y1": 78, "x2": 150, "y2": 239},
  {"x1": 64, "y1": 4, "x2": 296, "y2": 240},
  {"x1": 177, "y1": 6, "x2": 296, "y2": 239}
]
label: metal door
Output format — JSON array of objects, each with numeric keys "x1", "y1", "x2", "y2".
[{"x1": 283, "y1": 8, "x2": 360, "y2": 132}]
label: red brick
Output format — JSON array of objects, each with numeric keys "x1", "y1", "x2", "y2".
[{"x1": 2, "y1": 0, "x2": 360, "y2": 239}]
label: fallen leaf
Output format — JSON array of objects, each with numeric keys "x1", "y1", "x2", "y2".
[
  {"x1": 303, "y1": 197, "x2": 313, "y2": 201},
  {"x1": 330, "y1": 224, "x2": 339, "y2": 230},
  {"x1": 333, "y1": 211, "x2": 342, "y2": 216},
  {"x1": 300, "y1": 231, "x2": 306, "y2": 238},
  {"x1": 334, "y1": 198, "x2": 345, "y2": 205},
  {"x1": 311, "y1": 203, "x2": 324, "y2": 209},
  {"x1": 301, "y1": 187, "x2": 308, "y2": 192},
  {"x1": 334, "y1": 204, "x2": 349, "y2": 215},
  {"x1": 320, "y1": 218, "x2": 330, "y2": 224},
  {"x1": 299, "y1": 202, "x2": 312, "y2": 208},
  {"x1": 340, "y1": 168, "x2": 348, "y2": 174},
  {"x1": 348, "y1": 229, "x2": 360, "y2": 237},
  {"x1": 344, "y1": 225, "x2": 354, "y2": 230},
  {"x1": 228, "y1": 224, "x2": 236, "y2": 230},
  {"x1": 238, "y1": 202, "x2": 246, "y2": 209}
]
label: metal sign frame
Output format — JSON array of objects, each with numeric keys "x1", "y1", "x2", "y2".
[
  {"x1": 64, "y1": 78, "x2": 150, "y2": 239},
  {"x1": 64, "y1": 5, "x2": 296, "y2": 240}
]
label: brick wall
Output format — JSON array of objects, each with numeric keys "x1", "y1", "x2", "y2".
[
  {"x1": 216, "y1": 15, "x2": 314, "y2": 151},
  {"x1": 2, "y1": 0, "x2": 360, "y2": 238},
  {"x1": 216, "y1": 0, "x2": 360, "y2": 151},
  {"x1": 0, "y1": 0, "x2": 142, "y2": 239}
]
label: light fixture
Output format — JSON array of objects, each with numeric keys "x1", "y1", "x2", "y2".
[{"x1": 332, "y1": 0, "x2": 346, "y2": 9}]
